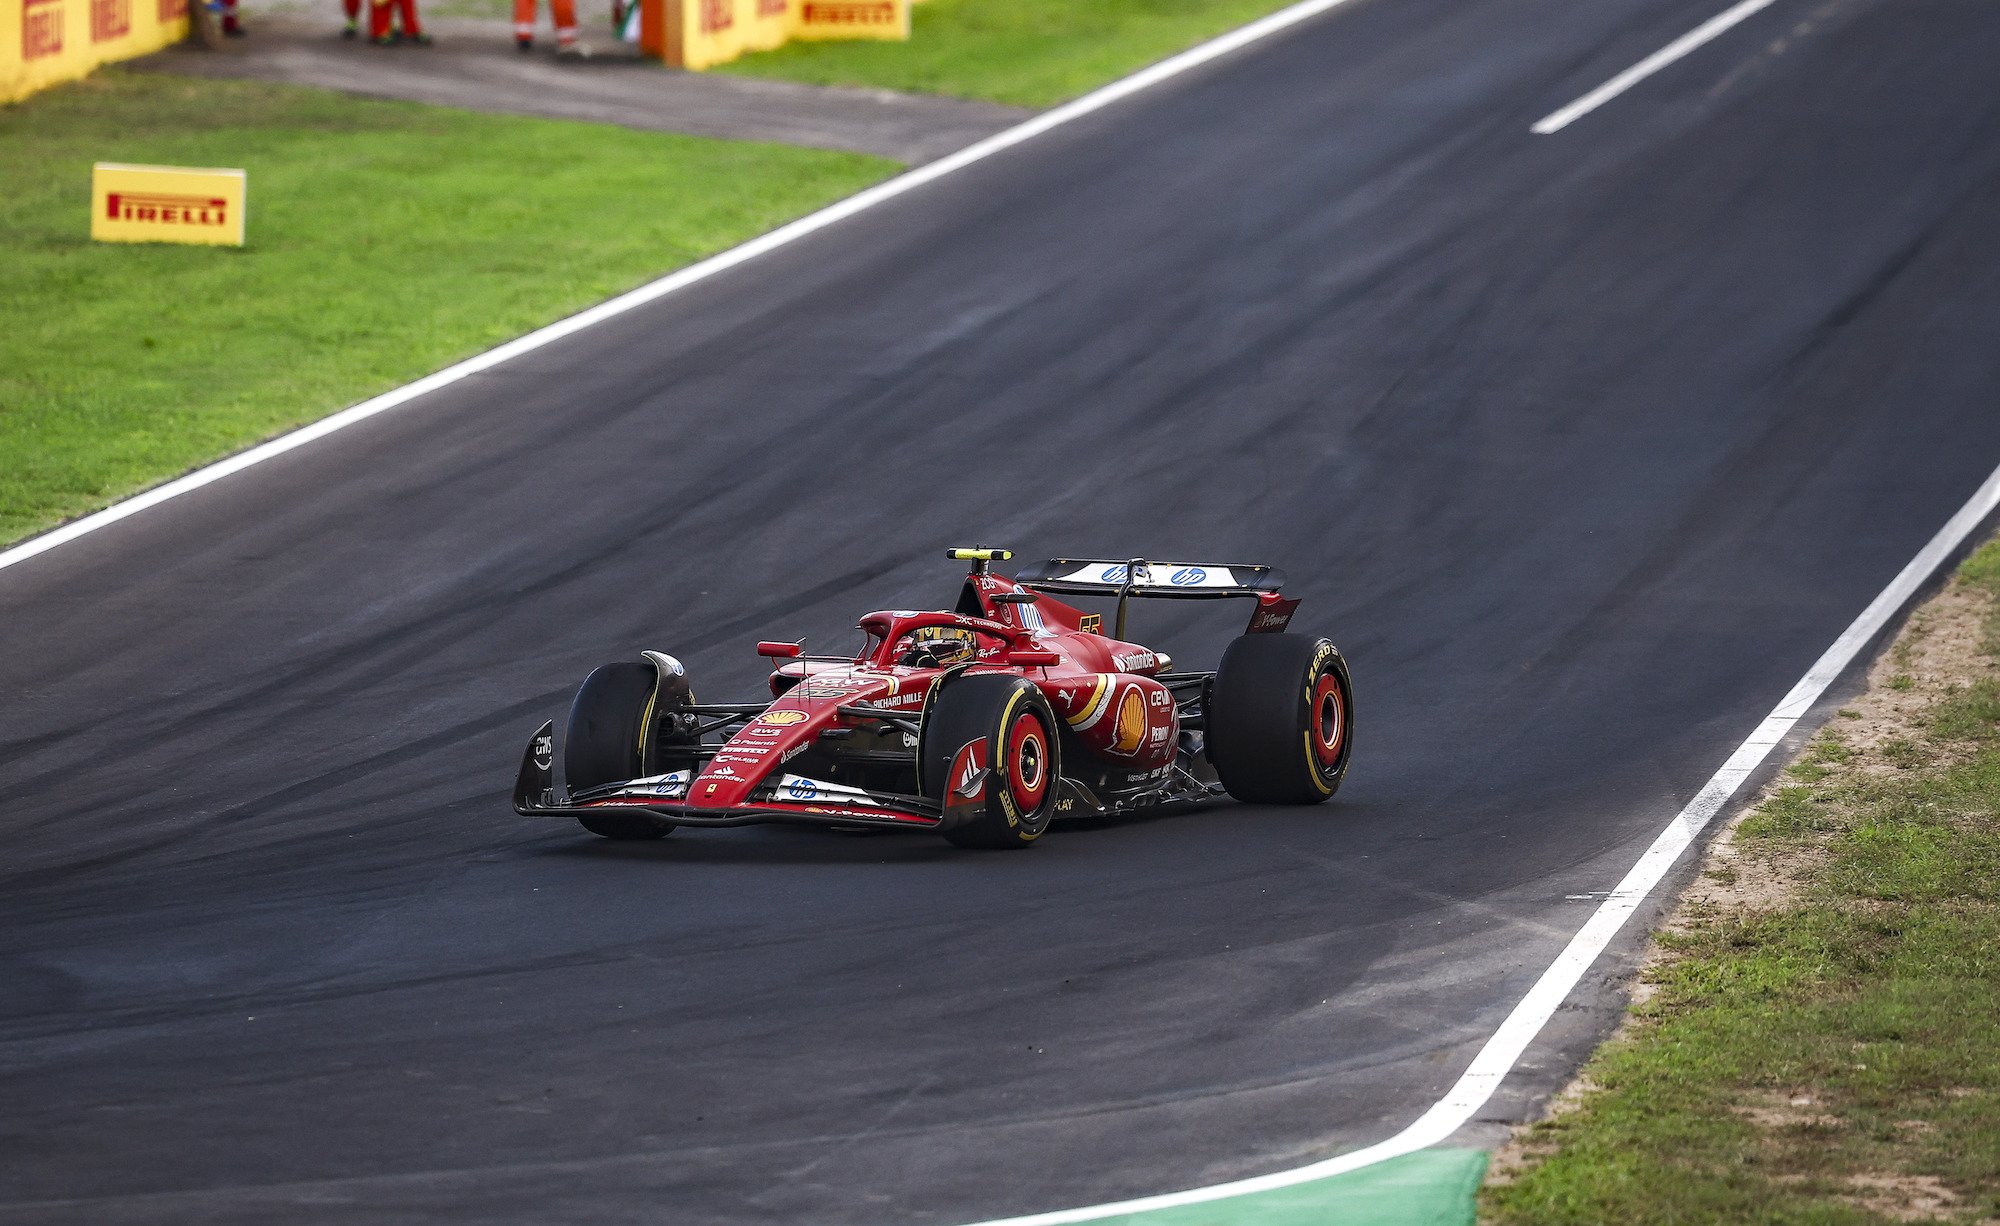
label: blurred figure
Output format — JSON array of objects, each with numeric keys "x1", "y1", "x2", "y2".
[
  {"x1": 514, "y1": 0, "x2": 586, "y2": 56},
  {"x1": 216, "y1": 0, "x2": 244, "y2": 35},
  {"x1": 370, "y1": 0, "x2": 430, "y2": 43},
  {"x1": 341, "y1": 0, "x2": 360, "y2": 37}
]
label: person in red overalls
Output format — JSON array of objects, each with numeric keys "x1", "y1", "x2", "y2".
[
  {"x1": 514, "y1": 0, "x2": 585, "y2": 56},
  {"x1": 367, "y1": 0, "x2": 430, "y2": 44}
]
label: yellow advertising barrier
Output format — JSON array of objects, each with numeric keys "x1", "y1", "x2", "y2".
[
  {"x1": 642, "y1": 0, "x2": 905, "y2": 70},
  {"x1": 3, "y1": 0, "x2": 188, "y2": 104},
  {"x1": 91, "y1": 162, "x2": 246, "y2": 246}
]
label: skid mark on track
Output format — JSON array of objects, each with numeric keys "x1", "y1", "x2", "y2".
[{"x1": 0, "y1": 694, "x2": 560, "y2": 897}]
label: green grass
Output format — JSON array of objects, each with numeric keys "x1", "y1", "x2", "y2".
[
  {"x1": 0, "y1": 70, "x2": 894, "y2": 547},
  {"x1": 1959, "y1": 538, "x2": 2000, "y2": 656},
  {"x1": 716, "y1": 0, "x2": 1300, "y2": 108},
  {"x1": 1482, "y1": 540, "x2": 2000, "y2": 1225}
]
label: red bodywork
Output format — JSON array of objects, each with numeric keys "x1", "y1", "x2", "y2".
[{"x1": 676, "y1": 571, "x2": 1178, "y2": 824}]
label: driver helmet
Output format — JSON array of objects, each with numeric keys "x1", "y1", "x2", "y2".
[{"x1": 901, "y1": 625, "x2": 977, "y2": 668}]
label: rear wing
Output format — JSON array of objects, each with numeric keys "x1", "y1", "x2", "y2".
[
  {"x1": 1015, "y1": 558, "x2": 1285, "y2": 599},
  {"x1": 1014, "y1": 558, "x2": 1297, "y2": 638}
]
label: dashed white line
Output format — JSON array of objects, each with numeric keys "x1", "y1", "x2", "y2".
[{"x1": 1532, "y1": 0, "x2": 1780, "y2": 134}]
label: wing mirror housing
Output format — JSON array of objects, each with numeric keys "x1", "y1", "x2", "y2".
[
  {"x1": 757, "y1": 641, "x2": 803, "y2": 659},
  {"x1": 1007, "y1": 647, "x2": 1061, "y2": 667}
]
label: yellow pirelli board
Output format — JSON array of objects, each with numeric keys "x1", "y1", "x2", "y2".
[
  {"x1": 91, "y1": 163, "x2": 246, "y2": 246},
  {"x1": 3, "y1": 0, "x2": 188, "y2": 103},
  {"x1": 790, "y1": 0, "x2": 906, "y2": 42},
  {"x1": 643, "y1": 0, "x2": 905, "y2": 70}
]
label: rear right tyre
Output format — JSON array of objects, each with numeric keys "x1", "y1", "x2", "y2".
[{"x1": 1207, "y1": 633, "x2": 1352, "y2": 805}]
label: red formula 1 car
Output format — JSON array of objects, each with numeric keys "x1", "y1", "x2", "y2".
[{"x1": 512, "y1": 549, "x2": 1353, "y2": 849}]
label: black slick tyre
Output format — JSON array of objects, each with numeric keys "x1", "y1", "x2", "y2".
[
  {"x1": 919, "y1": 674, "x2": 1062, "y2": 849},
  {"x1": 1207, "y1": 634, "x2": 1352, "y2": 805},
  {"x1": 565, "y1": 662, "x2": 672, "y2": 841}
]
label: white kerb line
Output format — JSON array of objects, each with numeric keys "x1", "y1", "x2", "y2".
[
  {"x1": 1531, "y1": 0, "x2": 1780, "y2": 134},
  {"x1": 956, "y1": 454, "x2": 2000, "y2": 1226},
  {"x1": 0, "y1": 0, "x2": 1367, "y2": 580}
]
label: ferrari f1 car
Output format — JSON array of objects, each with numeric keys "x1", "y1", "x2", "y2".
[{"x1": 512, "y1": 549, "x2": 1352, "y2": 849}]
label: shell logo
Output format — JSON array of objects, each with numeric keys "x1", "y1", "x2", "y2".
[
  {"x1": 758, "y1": 710, "x2": 808, "y2": 726},
  {"x1": 1111, "y1": 687, "x2": 1148, "y2": 754}
]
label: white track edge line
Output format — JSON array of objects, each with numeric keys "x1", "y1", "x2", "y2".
[
  {"x1": 956, "y1": 458, "x2": 2000, "y2": 1226},
  {"x1": 1531, "y1": 0, "x2": 1779, "y2": 134},
  {"x1": 0, "y1": 0, "x2": 1361, "y2": 579}
]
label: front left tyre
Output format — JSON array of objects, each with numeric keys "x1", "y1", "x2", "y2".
[
  {"x1": 565, "y1": 662, "x2": 673, "y2": 841},
  {"x1": 919, "y1": 674, "x2": 1063, "y2": 849}
]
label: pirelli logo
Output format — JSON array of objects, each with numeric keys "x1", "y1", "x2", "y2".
[
  {"x1": 792, "y1": 0, "x2": 905, "y2": 41},
  {"x1": 91, "y1": 0, "x2": 132, "y2": 42},
  {"x1": 105, "y1": 192, "x2": 227, "y2": 226},
  {"x1": 91, "y1": 163, "x2": 246, "y2": 246},
  {"x1": 799, "y1": 1, "x2": 893, "y2": 23},
  {"x1": 23, "y1": 0, "x2": 66, "y2": 60}
]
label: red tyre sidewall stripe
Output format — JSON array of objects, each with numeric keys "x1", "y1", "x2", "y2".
[
  {"x1": 1310, "y1": 672, "x2": 1344, "y2": 767},
  {"x1": 1008, "y1": 711, "x2": 1049, "y2": 811}
]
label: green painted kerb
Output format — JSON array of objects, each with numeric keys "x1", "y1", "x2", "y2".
[{"x1": 1089, "y1": 1149, "x2": 1489, "y2": 1226}]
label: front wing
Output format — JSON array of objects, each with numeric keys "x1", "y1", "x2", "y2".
[{"x1": 511, "y1": 721, "x2": 945, "y2": 831}]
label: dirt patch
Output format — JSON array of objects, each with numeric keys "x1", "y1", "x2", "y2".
[
  {"x1": 1622, "y1": 590, "x2": 2000, "y2": 939},
  {"x1": 1842, "y1": 1172, "x2": 1962, "y2": 1221},
  {"x1": 1483, "y1": 576, "x2": 2000, "y2": 1208},
  {"x1": 1648, "y1": 578, "x2": 1995, "y2": 928},
  {"x1": 1840, "y1": 583, "x2": 2000, "y2": 774},
  {"x1": 1481, "y1": 1074, "x2": 1602, "y2": 1188},
  {"x1": 1731, "y1": 1092, "x2": 1843, "y2": 1131}
]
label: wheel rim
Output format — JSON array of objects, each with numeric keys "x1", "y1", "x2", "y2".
[
  {"x1": 1007, "y1": 712, "x2": 1050, "y2": 812},
  {"x1": 1310, "y1": 673, "x2": 1344, "y2": 766}
]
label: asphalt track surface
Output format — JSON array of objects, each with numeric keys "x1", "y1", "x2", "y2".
[{"x1": 6, "y1": 0, "x2": 2000, "y2": 1221}]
